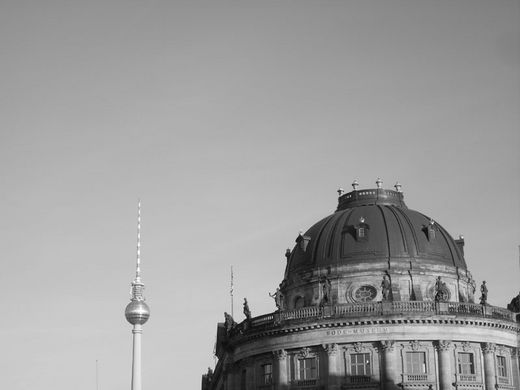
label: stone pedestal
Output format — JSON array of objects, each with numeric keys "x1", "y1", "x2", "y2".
[
  {"x1": 273, "y1": 349, "x2": 288, "y2": 390},
  {"x1": 482, "y1": 343, "x2": 496, "y2": 390},
  {"x1": 437, "y1": 340, "x2": 452, "y2": 390}
]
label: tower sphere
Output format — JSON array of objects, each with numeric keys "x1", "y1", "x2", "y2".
[{"x1": 125, "y1": 300, "x2": 150, "y2": 325}]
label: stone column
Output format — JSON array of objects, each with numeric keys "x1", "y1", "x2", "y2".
[
  {"x1": 513, "y1": 348, "x2": 520, "y2": 390},
  {"x1": 244, "y1": 358, "x2": 255, "y2": 390},
  {"x1": 381, "y1": 340, "x2": 400, "y2": 389},
  {"x1": 437, "y1": 340, "x2": 452, "y2": 390},
  {"x1": 223, "y1": 362, "x2": 234, "y2": 390},
  {"x1": 323, "y1": 344, "x2": 340, "y2": 390},
  {"x1": 273, "y1": 349, "x2": 288, "y2": 390},
  {"x1": 482, "y1": 343, "x2": 496, "y2": 390}
]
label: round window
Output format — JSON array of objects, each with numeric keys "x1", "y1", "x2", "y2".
[{"x1": 354, "y1": 285, "x2": 377, "y2": 302}]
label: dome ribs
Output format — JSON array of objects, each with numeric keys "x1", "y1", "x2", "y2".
[
  {"x1": 376, "y1": 205, "x2": 392, "y2": 269},
  {"x1": 334, "y1": 209, "x2": 353, "y2": 260},
  {"x1": 312, "y1": 213, "x2": 338, "y2": 268},
  {"x1": 393, "y1": 206, "x2": 421, "y2": 260},
  {"x1": 385, "y1": 205, "x2": 410, "y2": 255}
]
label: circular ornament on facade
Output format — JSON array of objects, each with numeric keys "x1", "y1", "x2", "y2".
[
  {"x1": 353, "y1": 285, "x2": 377, "y2": 302},
  {"x1": 428, "y1": 284, "x2": 451, "y2": 302}
]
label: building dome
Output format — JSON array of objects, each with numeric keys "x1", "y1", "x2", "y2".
[
  {"x1": 281, "y1": 184, "x2": 472, "y2": 309},
  {"x1": 125, "y1": 300, "x2": 150, "y2": 325},
  {"x1": 286, "y1": 186, "x2": 466, "y2": 275}
]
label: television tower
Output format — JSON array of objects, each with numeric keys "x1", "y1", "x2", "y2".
[{"x1": 125, "y1": 200, "x2": 150, "y2": 390}]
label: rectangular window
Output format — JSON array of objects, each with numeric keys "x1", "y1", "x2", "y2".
[
  {"x1": 299, "y1": 357, "x2": 317, "y2": 380},
  {"x1": 406, "y1": 352, "x2": 426, "y2": 374},
  {"x1": 457, "y1": 353, "x2": 475, "y2": 374},
  {"x1": 497, "y1": 356, "x2": 508, "y2": 378},
  {"x1": 350, "y1": 353, "x2": 371, "y2": 375},
  {"x1": 262, "y1": 363, "x2": 273, "y2": 385}
]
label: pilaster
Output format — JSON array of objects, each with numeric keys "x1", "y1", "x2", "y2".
[
  {"x1": 273, "y1": 349, "x2": 288, "y2": 390},
  {"x1": 381, "y1": 340, "x2": 399, "y2": 390},
  {"x1": 323, "y1": 343, "x2": 340, "y2": 390},
  {"x1": 482, "y1": 342, "x2": 496, "y2": 390},
  {"x1": 437, "y1": 340, "x2": 452, "y2": 390}
]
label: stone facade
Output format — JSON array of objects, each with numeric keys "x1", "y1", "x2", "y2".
[{"x1": 203, "y1": 184, "x2": 520, "y2": 390}]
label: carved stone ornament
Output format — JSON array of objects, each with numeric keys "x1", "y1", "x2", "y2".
[
  {"x1": 273, "y1": 349, "x2": 287, "y2": 360},
  {"x1": 381, "y1": 340, "x2": 395, "y2": 352},
  {"x1": 437, "y1": 340, "x2": 451, "y2": 351},
  {"x1": 482, "y1": 342, "x2": 496, "y2": 354},
  {"x1": 298, "y1": 347, "x2": 311, "y2": 358},
  {"x1": 496, "y1": 346, "x2": 510, "y2": 356},
  {"x1": 322, "y1": 343, "x2": 338, "y2": 356},
  {"x1": 461, "y1": 341, "x2": 471, "y2": 352},
  {"x1": 353, "y1": 342, "x2": 364, "y2": 353},
  {"x1": 410, "y1": 340, "x2": 422, "y2": 351}
]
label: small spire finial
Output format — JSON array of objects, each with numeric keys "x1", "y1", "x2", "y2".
[
  {"x1": 394, "y1": 181, "x2": 402, "y2": 192},
  {"x1": 352, "y1": 180, "x2": 359, "y2": 191},
  {"x1": 376, "y1": 177, "x2": 383, "y2": 189},
  {"x1": 337, "y1": 187, "x2": 345, "y2": 197}
]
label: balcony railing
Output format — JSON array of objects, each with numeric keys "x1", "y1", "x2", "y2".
[
  {"x1": 404, "y1": 374, "x2": 428, "y2": 381},
  {"x1": 232, "y1": 301, "x2": 517, "y2": 335},
  {"x1": 458, "y1": 374, "x2": 477, "y2": 382},
  {"x1": 349, "y1": 375, "x2": 371, "y2": 384}
]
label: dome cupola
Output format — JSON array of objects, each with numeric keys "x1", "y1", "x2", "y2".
[{"x1": 281, "y1": 179, "x2": 473, "y2": 310}]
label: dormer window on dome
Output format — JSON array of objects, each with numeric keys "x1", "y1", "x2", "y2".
[
  {"x1": 355, "y1": 217, "x2": 369, "y2": 242},
  {"x1": 296, "y1": 231, "x2": 311, "y2": 252},
  {"x1": 423, "y1": 219, "x2": 437, "y2": 241}
]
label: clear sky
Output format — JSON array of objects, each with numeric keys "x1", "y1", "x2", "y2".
[{"x1": 1, "y1": 1, "x2": 519, "y2": 389}]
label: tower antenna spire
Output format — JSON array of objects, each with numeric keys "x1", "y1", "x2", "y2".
[
  {"x1": 136, "y1": 199, "x2": 141, "y2": 281},
  {"x1": 230, "y1": 265, "x2": 234, "y2": 318}
]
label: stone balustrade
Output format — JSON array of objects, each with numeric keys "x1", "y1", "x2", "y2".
[{"x1": 233, "y1": 301, "x2": 517, "y2": 335}]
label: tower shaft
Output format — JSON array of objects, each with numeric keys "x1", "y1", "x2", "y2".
[{"x1": 131, "y1": 324, "x2": 143, "y2": 390}]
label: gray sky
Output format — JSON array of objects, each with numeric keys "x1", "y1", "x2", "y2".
[{"x1": 1, "y1": 1, "x2": 519, "y2": 389}]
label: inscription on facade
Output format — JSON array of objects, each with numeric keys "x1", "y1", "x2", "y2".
[{"x1": 325, "y1": 327, "x2": 389, "y2": 336}]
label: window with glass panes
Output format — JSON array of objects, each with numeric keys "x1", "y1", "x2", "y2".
[
  {"x1": 497, "y1": 356, "x2": 508, "y2": 378},
  {"x1": 299, "y1": 357, "x2": 318, "y2": 380},
  {"x1": 350, "y1": 353, "x2": 371, "y2": 375},
  {"x1": 406, "y1": 352, "x2": 426, "y2": 374},
  {"x1": 262, "y1": 364, "x2": 273, "y2": 384},
  {"x1": 457, "y1": 353, "x2": 475, "y2": 374}
]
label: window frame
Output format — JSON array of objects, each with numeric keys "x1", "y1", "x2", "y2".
[
  {"x1": 350, "y1": 352, "x2": 371, "y2": 376},
  {"x1": 496, "y1": 355, "x2": 508, "y2": 379},
  {"x1": 405, "y1": 351, "x2": 427, "y2": 374},
  {"x1": 457, "y1": 352, "x2": 475, "y2": 375},
  {"x1": 298, "y1": 357, "x2": 318, "y2": 380}
]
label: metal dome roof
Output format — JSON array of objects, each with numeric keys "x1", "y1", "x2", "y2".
[{"x1": 285, "y1": 185, "x2": 466, "y2": 277}]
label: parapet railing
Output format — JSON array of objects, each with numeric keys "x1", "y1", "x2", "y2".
[{"x1": 236, "y1": 301, "x2": 517, "y2": 333}]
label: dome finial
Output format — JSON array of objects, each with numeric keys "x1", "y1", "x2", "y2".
[
  {"x1": 352, "y1": 180, "x2": 359, "y2": 191},
  {"x1": 394, "y1": 181, "x2": 402, "y2": 192},
  {"x1": 337, "y1": 187, "x2": 345, "y2": 197},
  {"x1": 376, "y1": 177, "x2": 383, "y2": 189}
]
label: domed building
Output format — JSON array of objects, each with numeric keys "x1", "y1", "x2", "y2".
[{"x1": 203, "y1": 180, "x2": 520, "y2": 390}]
